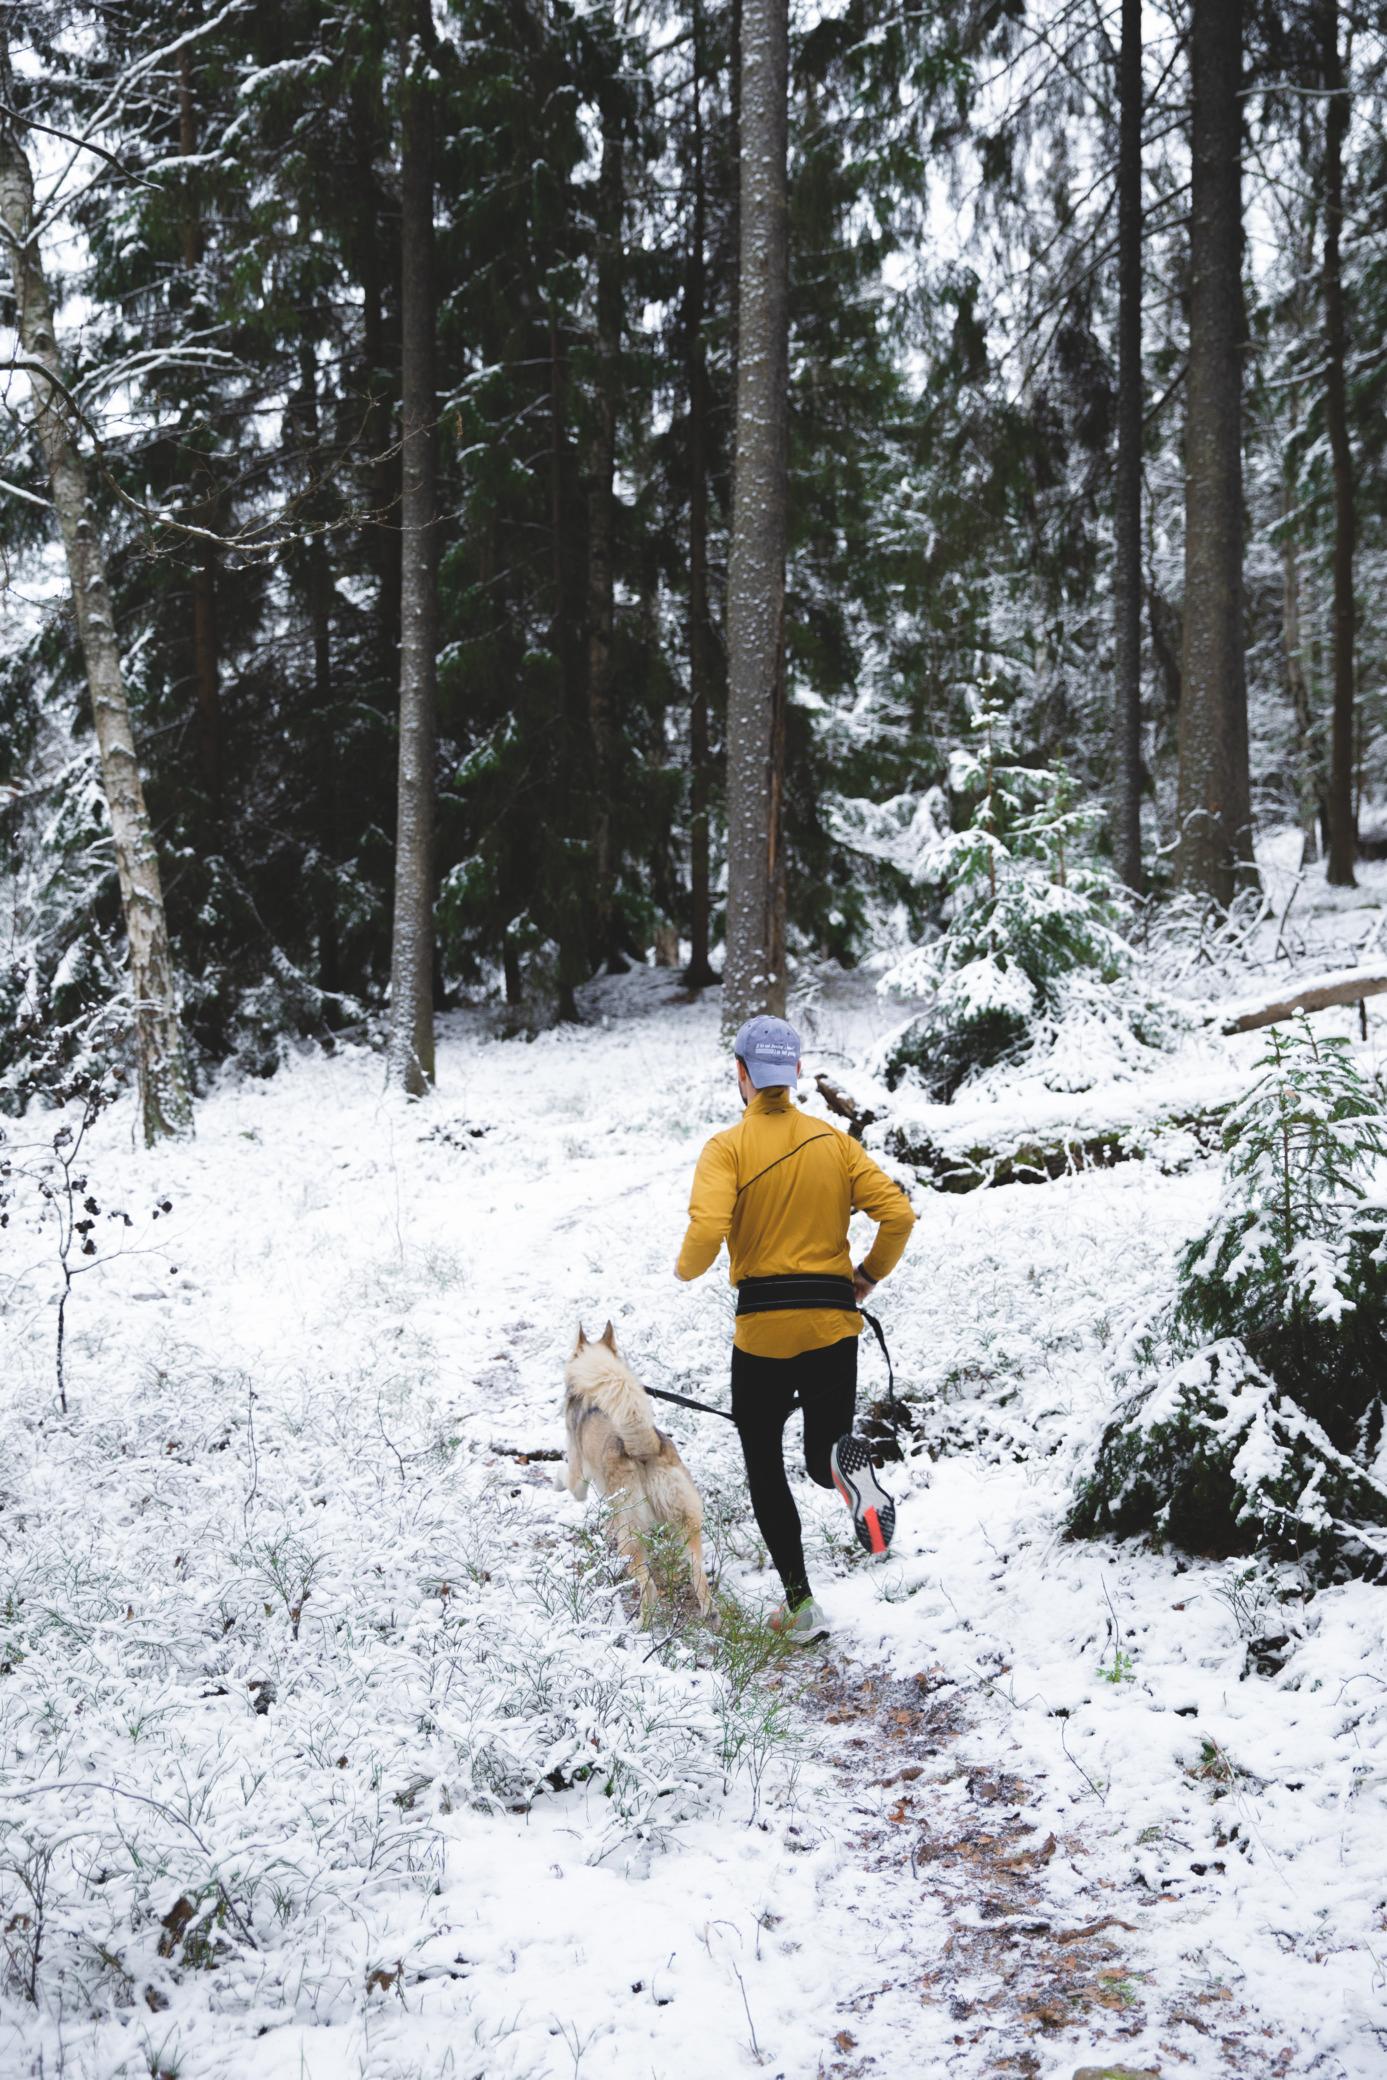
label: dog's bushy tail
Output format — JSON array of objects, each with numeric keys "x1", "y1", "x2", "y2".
[
  {"x1": 603, "y1": 1376, "x2": 663, "y2": 1462},
  {"x1": 573, "y1": 1349, "x2": 663, "y2": 1461}
]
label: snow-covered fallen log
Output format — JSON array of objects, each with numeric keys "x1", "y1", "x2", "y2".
[
  {"x1": 883, "y1": 1068, "x2": 1245, "y2": 1192},
  {"x1": 1218, "y1": 962, "x2": 1387, "y2": 1033}
]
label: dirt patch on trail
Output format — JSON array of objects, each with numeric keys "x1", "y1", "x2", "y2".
[{"x1": 800, "y1": 1660, "x2": 1289, "y2": 2079}]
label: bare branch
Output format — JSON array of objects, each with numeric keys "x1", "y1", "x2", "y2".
[
  {"x1": 0, "y1": 102, "x2": 162, "y2": 192},
  {"x1": 0, "y1": 472, "x2": 50, "y2": 509}
]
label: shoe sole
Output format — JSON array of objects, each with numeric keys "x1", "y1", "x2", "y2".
[{"x1": 830, "y1": 1435, "x2": 897, "y2": 1557}]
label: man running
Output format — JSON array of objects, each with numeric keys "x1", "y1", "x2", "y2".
[{"x1": 674, "y1": 1015, "x2": 916, "y2": 1639}]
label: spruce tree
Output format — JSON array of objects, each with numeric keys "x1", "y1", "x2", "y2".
[
  {"x1": 1320, "y1": 0, "x2": 1357, "y2": 886},
  {"x1": 1178, "y1": 0, "x2": 1254, "y2": 904},
  {"x1": 722, "y1": 0, "x2": 790, "y2": 1036},
  {"x1": 1113, "y1": 0, "x2": 1144, "y2": 891}
]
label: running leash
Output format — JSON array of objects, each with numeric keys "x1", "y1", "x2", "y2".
[
  {"x1": 858, "y1": 1306, "x2": 898, "y2": 1418},
  {"x1": 643, "y1": 1381, "x2": 738, "y2": 1424},
  {"x1": 643, "y1": 1306, "x2": 899, "y2": 1432}
]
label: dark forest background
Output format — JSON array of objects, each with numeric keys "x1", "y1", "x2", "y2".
[{"x1": 3, "y1": 0, "x2": 1386, "y2": 1109}]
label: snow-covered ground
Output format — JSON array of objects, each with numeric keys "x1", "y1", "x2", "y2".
[{"x1": 3, "y1": 918, "x2": 1387, "y2": 2078}]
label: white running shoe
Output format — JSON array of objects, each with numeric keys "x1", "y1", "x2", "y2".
[{"x1": 768, "y1": 1598, "x2": 831, "y2": 1643}]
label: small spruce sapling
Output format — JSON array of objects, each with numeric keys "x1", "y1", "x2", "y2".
[
  {"x1": 879, "y1": 691, "x2": 1155, "y2": 1098},
  {"x1": 1072, "y1": 1019, "x2": 1387, "y2": 1582}
]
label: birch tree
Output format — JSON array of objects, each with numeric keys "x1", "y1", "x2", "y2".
[
  {"x1": 386, "y1": 0, "x2": 438, "y2": 1095},
  {"x1": 0, "y1": 51, "x2": 192, "y2": 1143},
  {"x1": 721, "y1": 0, "x2": 789, "y2": 1038}
]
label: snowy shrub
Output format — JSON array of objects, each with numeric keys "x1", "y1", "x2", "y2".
[
  {"x1": 0, "y1": 1361, "x2": 802, "y2": 2048},
  {"x1": 1072, "y1": 1021, "x2": 1387, "y2": 1582},
  {"x1": 876, "y1": 695, "x2": 1167, "y2": 1099}
]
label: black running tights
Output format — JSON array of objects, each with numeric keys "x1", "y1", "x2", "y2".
[{"x1": 731, "y1": 1335, "x2": 857, "y2": 1610}]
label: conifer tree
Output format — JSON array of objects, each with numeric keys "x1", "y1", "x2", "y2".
[
  {"x1": 1178, "y1": 0, "x2": 1254, "y2": 904},
  {"x1": 683, "y1": 0, "x2": 721, "y2": 991},
  {"x1": 1113, "y1": 0, "x2": 1144, "y2": 891},
  {"x1": 722, "y1": 0, "x2": 790, "y2": 1035}
]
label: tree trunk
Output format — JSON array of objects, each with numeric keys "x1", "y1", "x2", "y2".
[
  {"x1": 1281, "y1": 396, "x2": 1327, "y2": 866},
  {"x1": 1321, "y1": 0, "x2": 1356, "y2": 887},
  {"x1": 178, "y1": 44, "x2": 221, "y2": 818},
  {"x1": 177, "y1": 46, "x2": 202, "y2": 273},
  {"x1": 721, "y1": 0, "x2": 789, "y2": 1039},
  {"x1": 1113, "y1": 0, "x2": 1143, "y2": 892},
  {"x1": 587, "y1": 100, "x2": 624, "y2": 973},
  {"x1": 729, "y1": 0, "x2": 743, "y2": 386},
  {"x1": 686, "y1": 0, "x2": 717, "y2": 990},
  {"x1": 502, "y1": 930, "x2": 523, "y2": 1016},
  {"x1": 1177, "y1": 0, "x2": 1254, "y2": 906},
  {"x1": 550, "y1": 305, "x2": 584, "y2": 1023},
  {"x1": 1222, "y1": 965, "x2": 1387, "y2": 1034},
  {"x1": 191, "y1": 552, "x2": 220, "y2": 813},
  {"x1": 354, "y1": 27, "x2": 401, "y2": 675},
  {"x1": 309, "y1": 530, "x2": 341, "y2": 1000},
  {"x1": 1147, "y1": 581, "x2": 1182, "y2": 720},
  {"x1": 0, "y1": 79, "x2": 192, "y2": 1143},
  {"x1": 298, "y1": 334, "x2": 341, "y2": 1000},
  {"x1": 386, "y1": 0, "x2": 437, "y2": 1094},
  {"x1": 361, "y1": 236, "x2": 402, "y2": 665}
]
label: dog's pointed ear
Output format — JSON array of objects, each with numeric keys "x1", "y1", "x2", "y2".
[
  {"x1": 574, "y1": 1323, "x2": 588, "y2": 1352},
  {"x1": 599, "y1": 1319, "x2": 618, "y2": 1352}
]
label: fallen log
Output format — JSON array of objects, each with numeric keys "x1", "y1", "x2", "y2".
[
  {"x1": 1220, "y1": 964, "x2": 1387, "y2": 1034},
  {"x1": 885, "y1": 1081, "x2": 1239, "y2": 1198},
  {"x1": 887, "y1": 1106, "x2": 1228, "y2": 1193}
]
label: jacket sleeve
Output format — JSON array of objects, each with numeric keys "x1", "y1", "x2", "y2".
[
  {"x1": 676, "y1": 1134, "x2": 739, "y2": 1280},
  {"x1": 848, "y1": 1141, "x2": 916, "y2": 1285}
]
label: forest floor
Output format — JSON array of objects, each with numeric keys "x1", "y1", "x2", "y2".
[{"x1": 3, "y1": 848, "x2": 1387, "y2": 2079}]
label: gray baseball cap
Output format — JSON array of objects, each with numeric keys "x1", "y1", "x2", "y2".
[{"x1": 734, "y1": 1014, "x2": 802, "y2": 1088}]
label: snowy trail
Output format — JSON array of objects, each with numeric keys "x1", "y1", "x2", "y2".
[{"x1": 3, "y1": 972, "x2": 1385, "y2": 2078}]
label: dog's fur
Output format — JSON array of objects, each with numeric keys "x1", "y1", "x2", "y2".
[{"x1": 562, "y1": 1322, "x2": 712, "y2": 1622}]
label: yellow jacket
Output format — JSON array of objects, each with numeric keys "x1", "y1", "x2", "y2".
[{"x1": 676, "y1": 1087, "x2": 916, "y2": 1357}]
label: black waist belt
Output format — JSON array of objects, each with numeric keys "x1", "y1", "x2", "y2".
[{"x1": 736, "y1": 1273, "x2": 857, "y2": 1316}]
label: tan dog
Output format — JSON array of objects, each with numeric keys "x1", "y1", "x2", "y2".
[{"x1": 562, "y1": 1322, "x2": 713, "y2": 1623}]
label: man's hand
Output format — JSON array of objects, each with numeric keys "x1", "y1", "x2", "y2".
[{"x1": 852, "y1": 1267, "x2": 877, "y2": 1305}]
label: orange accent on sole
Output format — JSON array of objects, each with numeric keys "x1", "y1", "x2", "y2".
[
  {"x1": 832, "y1": 1474, "x2": 852, "y2": 1507},
  {"x1": 863, "y1": 1506, "x2": 886, "y2": 1556}
]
